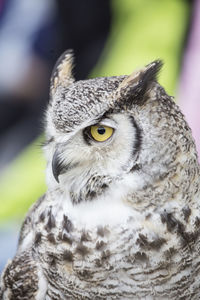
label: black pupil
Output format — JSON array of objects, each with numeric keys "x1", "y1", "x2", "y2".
[{"x1": 97, "y1": 127, "x2": 106, "y2": 135}]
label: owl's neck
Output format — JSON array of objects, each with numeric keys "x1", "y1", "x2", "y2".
[
  {"x1": 47, "y1": 151, "x2": 200, "y2": 206},
  {"x1": 129, "y1": 155, "x2": 200, "y2": 212},
  {"x1": 46, "y1": 156, "x2": 200, "y2": 230}
]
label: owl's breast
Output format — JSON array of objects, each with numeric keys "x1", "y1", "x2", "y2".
[{"x1": 32, "y1": 198, "x2": 200, "y2": 299}]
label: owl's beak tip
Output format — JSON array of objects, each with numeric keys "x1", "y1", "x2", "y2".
[{"x1": 52, "y1": 148, "x2": 62, "y2": 183}]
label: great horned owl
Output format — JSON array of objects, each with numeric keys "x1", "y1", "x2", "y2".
[{"x1": 1, "y1": 50, "x2": 200, "y2": 299}]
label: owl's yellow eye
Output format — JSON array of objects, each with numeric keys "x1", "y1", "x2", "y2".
[{"x1": 90, "y1": 125, "x2": 114, "y2": 142}]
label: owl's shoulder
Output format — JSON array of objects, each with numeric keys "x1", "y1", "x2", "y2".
[
  {"x1": 18, "y1": 194, "x2": 47, "y2": 251},
  {"x1": 0, "y1": 250, "x2": 47, "y2": 300}
]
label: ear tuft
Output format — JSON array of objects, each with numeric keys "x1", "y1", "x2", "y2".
[
  {"x1": 142, "y1": 59, "x2": 163, "y2": 83},
  {"x1": 50, "y1": 49, "x2": 75, "y2": 97},
  {"x1": 118, "y1": 60, "x2": 163, "y2": 105}
]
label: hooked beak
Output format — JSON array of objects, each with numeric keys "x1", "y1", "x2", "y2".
[
  {"x1": 52, "y1": 147, "x2": 78, "y2": 183},
  {"x1": 52, "y1": 148, "x2": 64, "y2": 183}
]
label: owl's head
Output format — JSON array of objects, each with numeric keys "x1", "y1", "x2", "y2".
[{"x1": 45, "y1": 50, "x2": 198, "y2": 205}]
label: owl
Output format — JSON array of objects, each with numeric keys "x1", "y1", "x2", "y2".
[{"x1": 1, "y1": 50, "x2": 200, "y2": 300}]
